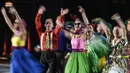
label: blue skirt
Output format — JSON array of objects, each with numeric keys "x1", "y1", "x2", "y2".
[{"x1": 10, "y1": 48, "x2": 44, "y2": 73}]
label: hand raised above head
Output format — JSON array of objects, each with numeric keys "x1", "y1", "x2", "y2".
[
  {"x1": 1, "y1": 7, "x2": 6, "y2": 13},
  {"x1": 78, "y1": 5, "x2": 85, "y2": 13},
  {"x1": 38, "y1": 5, "x2": 46, "y2": 14},
  {"x1": 60, "y1": 8, "x2": 69, "y2": 16}
]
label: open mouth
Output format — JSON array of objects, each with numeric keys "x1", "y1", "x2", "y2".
[{"x1": 87, "y1": 30, "x2": 91, "y2": 32}]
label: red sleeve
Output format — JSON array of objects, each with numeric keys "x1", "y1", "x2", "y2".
[
  {"x1": 53, "y1": 15, "x2": 64, "y2": 36},
  {"x1": 53, "y1": 25, "x2": 61, "y2": 36},
  {"x1": 35, "y1": 13, "x2": 44, "y2": 38}
]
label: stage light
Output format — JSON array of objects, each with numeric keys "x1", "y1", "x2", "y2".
[{"x1": 5, "y1": 1, "x2": 13, "y2": 7}]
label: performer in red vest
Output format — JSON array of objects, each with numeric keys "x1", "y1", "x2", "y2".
[{"x1": 35, "y1": 5, "x2": 68, "y2": 73}]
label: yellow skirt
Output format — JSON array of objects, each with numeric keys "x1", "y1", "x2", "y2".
[{"x1": 98, "y1": 56, "x2": 106, "y2": 71}]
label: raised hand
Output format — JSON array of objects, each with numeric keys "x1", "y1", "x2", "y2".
[
  {"x1": 1, "y1": 7, "x2": 6, "y2": 14},
  {"x1": 60, "y1": 8, "x2": 69, "y2": 16},
  {"x1": 38, "y1": 5, "x2": 46, "y2": 14},
  {"x1": 78, "y1": 5, "x2": 85, "y2": 13},
  {"x1": 56, "y1": 8, "x2": 69, "y2": 27}
]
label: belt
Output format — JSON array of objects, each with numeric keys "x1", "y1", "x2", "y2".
[
  {"x1": 43, "y1": 49, "x2": 55, "y2": 52},
  {"x1": 12, "y1": 46, "x2": 24, "y2": 50},
  {"x1": 72, "y1": 49, "x2": 84, "y2": 52}
]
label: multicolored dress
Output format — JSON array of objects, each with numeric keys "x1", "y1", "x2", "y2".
[
  {"x1": 102, "y1": 37, "x2": 127, "y2": 73},
  {"x1": 10, "y1": 36, "x2": 44, "y2": 73}
]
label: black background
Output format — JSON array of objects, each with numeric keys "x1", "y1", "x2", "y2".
[{"x1": 0, "y1": 0, "x2": 130, "y2": 55}]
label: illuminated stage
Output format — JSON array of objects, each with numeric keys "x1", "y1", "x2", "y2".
[
  {"x1": 0, "y1": 57, "x2": 10, "y2": 73},
  {"x1": 0, "y1": 64, "x2": 9, "y2": 73}
]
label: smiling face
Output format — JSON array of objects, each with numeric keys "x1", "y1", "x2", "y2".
[
  {"x1": 86, "y1": 24, "x2": 93, "y2": 33},
  {"x1": 44, "y1": 18, "x2": 54, "y2": 31}
]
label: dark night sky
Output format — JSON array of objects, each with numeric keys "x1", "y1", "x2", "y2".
[{"x1": 0, "y1": 0, "x2": 130, "y2": 55}]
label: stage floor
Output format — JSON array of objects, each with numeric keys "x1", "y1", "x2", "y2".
[
  {"x1": 0, "y1": 57, "x2": 10, "y2": 73},
  {"x1": 0, "y1": 64, "x2": 9, "y2": 73}
]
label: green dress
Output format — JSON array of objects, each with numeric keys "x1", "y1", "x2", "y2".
[
  {"x1": 86, "y1": 33, "x2": 111, "y2": 72},
  {"x1": 65, "y1": 37, "x2": 90, "y2": 73}
]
